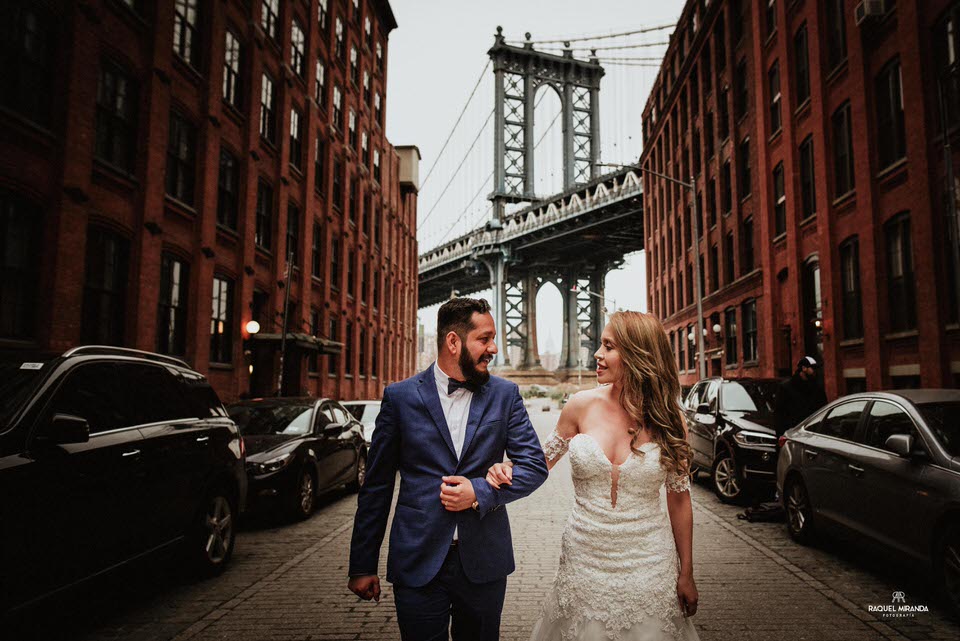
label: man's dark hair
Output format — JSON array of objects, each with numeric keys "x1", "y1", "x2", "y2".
[{"x1": 436, "y1": 297, "x2": 491, "y2": 351}]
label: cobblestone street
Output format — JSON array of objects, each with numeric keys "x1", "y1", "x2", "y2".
[{"x1": 14, "y1": 399, "x2": 959, "y2": 641}]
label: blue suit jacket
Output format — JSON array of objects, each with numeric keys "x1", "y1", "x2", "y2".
[{"x1": 349, "y1": 365, "x2": 549, "y2": 587}]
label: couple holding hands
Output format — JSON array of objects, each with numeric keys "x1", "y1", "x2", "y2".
[{"x1": 348, "y1": 297, "x2": 700, "y2": 641}]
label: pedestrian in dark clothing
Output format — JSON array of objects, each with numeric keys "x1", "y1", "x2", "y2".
[
  {"x1": 739, "y1": 356, "x2": 828, "y2": 523},
  {"x1": 774, "y1": 356, "x2": 828, "y2": 438}
]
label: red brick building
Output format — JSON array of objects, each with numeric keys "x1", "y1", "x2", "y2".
[
  {"x1": 641, "y1": 0, "x2": 960, "y2": 397},
  {"x1": 0, "y1": 0, "x2": 419, "y2": 402}
]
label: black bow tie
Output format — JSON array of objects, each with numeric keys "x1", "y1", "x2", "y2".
[{"x1": 447, "y1": 379, "x2": 478, "y2": 395}]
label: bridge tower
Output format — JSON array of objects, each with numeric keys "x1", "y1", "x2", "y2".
[{"x1": 474, "y1": 29, "x2": 612, "y2": 380}]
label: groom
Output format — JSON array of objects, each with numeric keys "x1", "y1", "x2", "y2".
[{"x1": 348, "y1": 297, "x2": 548, "y2": 641}]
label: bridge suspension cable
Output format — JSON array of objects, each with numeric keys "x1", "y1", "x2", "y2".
[
  {"x1": 419, "y1": 59, "x2": 491, "y2": 192},
  {"x1": 507, "y1": 23, "x2": 674, "y2": 45},
  {"x1": 535, "y1": 40, "x2": 670, "y2": 53}
]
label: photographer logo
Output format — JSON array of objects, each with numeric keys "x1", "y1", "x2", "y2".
[{"x1": 866, "y1": 591, "x2": 929, "y2": 618}]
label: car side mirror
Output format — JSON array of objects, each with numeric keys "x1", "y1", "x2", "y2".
[
  {"x1": 884, "y1": 434, "x2": 913, "y2": 458},
  {"x1": 37, "y1": 414, "x2": 90, "y2": 445},
  {"x1": 697, "y1": 403, "x2": 711, "y2": 414},
  {"x1": 323, "y1": 422, "x2": 345, "y2": 436}
]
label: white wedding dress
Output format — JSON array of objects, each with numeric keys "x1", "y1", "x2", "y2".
[{"x1": 530, "y1": 431, "x2": 700, "y2": 641}]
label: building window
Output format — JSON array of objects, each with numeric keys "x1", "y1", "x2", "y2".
[
  {"x1": 365, "y1": 16, "x2": 373, "y2": 48},
  {"x1": 82, "y1": 226, "x2": 129, "y2": 346},
  {"x1": 376, "y1": 42, "x2": 383, "y2": 73},
  {"x1": 742, "y1": 299, "x2": 758, "y2": 362},
  {"x1": 742, "y1": 217, "x2": 754, "y2": 274},
  {"x1": 289, "y1": 107, "x2": 303, "y2": 170},
  {"x1": 290, "y1": 20, "x2": 306, "y2": 79},
  {"x1": 1, "y1": 2, "x2": 54, "y2": 126},
  {"x1": 799, "y1": 136, "x2": 816, "y2": 219},
  {"x1": 223, "y1": 29, "x2": 242, "y2": 109},
  {"x1": 766, "y1": 0, "x2": 776, "y2": 37},
  {"x1": 840, "y1": 236, "x2": 863, "y2": 340},
  {"x1": 335, "y1": 17, "x2": 345, "y2": 61},
  {"x1": 332, "y1": 157, "x2": 343, "y2": 209},
  {"x1": 312, "y1": 222, "x2": 322, "y2": 278},
  {"x1": 349, "y1": 175, "x2": 358, "y2": 222},
  {"x1": 217, "y1": 148, "x2": 239, "y2": 229},
  {"x1": 724, "y1": 232, "x2": 735, "y2": 285},
  {"x1": 260, "y1": 72, "x2": 276, "y2": 143},
  {"x1": 721, "y1": 160, "x2": 732, "y2": 214},
  {"x1": 373, "y1": 202, "x2": 381, "y2": 244},
  {"x1": 373, "y1": 269, "x2": 380, "y2": 309},
  {"x1": 327, "y1": 318, "x2": 338, "y2": 374},
  {"x1": 935, "y1": 8, "x2": 960, "y2": 130},
  {"x1": 173, "y1": 0, "x2": 199, "y2": 68},
  {"x1": 261, "y1": 0, "x2": 279, "y2": 43},
  {"x1": 333, "y1": 85, "x2": 343, "y2": 130},
  {"x1": 710, "y1": 244, "x2": 719, "y2": 292},
  {"x1": 350, "y1": 46, "x2": 359, "y2": 85},
  {"x1": 686, "y1": 324, "x2": 695, "y2": 370},
  {"x1": 166, "y1": 112, "x2": 196, "y2": 205},
  {"x1": 319, "y1": 0, "x2": 328, "y2": 29},
  {"x1": 794, "y1": 24, "x2": 810, "y2": 106},
  {"x1": 714, "y1": 12, "x2": 726, "y2": 73},
  {"x1": 704, "y1": 111, "x2": 714, "y2": 158},
  {"x1": 347, "y1": 248, "x2": 354, "y2": 297},
  {"x1": 718, "y1": 88, "x2": 730, "y2": 141},
  {"x1": 315, "y1": 137, "x2": 326, "y2": 195},
  {"x1": 348, "y1": 109, "x2": 358, "y2": 149},
  {"x1": 255, "y1": 179, "x2": 273, "y2": 249},
  {"x1": 308, "y1": 309, "x2": 320, "y2": 372},
  {"x1": 345, "y1": 320, "x2": 353, "y2": 375},
  {"x1": 826, "y1": 0, "x2": 847, "y2": 70},
  {"x1": 773, "y1": 162, "x2": 786, "y2": 236},
  {"x1": 95, "y1": 60, "x2": 138, "y2": 173},
  {"x1": 286, "y1": 202, "x2": 300, "y2": 266},
  {"x1": 330, "y1": 237, "x2": 340, "y2": 289},
  {"x1": 768, "y1": 60, "x2": 781, "y2": 133},
  {"x1": 832, "y1": 102, "x2": 855, "y2": 197},
  {"x1": 886, "y1": 213, "x2": 916, "y2": 332},
  {"x1": 732, "y1": 0, "x2": 744, "y2": 44},
  {"x1": 876, "y1": 58, "x2": 906, "y2": 169},
  {"x1": 702, "y1": 45, "x2": 712, "y2": 93},
  {"x1": 735, "y1": 59, "x2": 748, "y2": 120},
  {"x1": 361, "y1": 131, "x2": 369, "y2": 166},
  {"x1": 372, "y1": 333, "x2": 379, "y2": 377},
  {"x1": 725, "y1": 307, "x2": 738, "y2": 366},
  {"x1": 158, "y1": 254, "x2": 188, "y2": 356},
  {"x1": 0, "y1": 192, "x2": 40, "y2": 339},
  {"x1": 361, "y1": 261, "x2": 368, "y2": 303},
  {"x1": 363, "y1": 70, "x2": 371, "y2": 105},
  {"x1": 315, "y1": 61, "x2": 326, "y2": 108},
  {"x1": 374, "y1": 92, "x2": 383, "y2": 125},
  {"x1": 373, "y1": 149, "x2": 381, "y2": 182},
  {"x1": 737, "y1": 138, "x2": 751, "y2": 198},
  {"x1": 210, "y1": 276, "x2": 233, "y2": 364}
]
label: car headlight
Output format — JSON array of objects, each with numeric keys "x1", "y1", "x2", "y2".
[
  {"x1": 249, "y1": 452, "x2": 293, "y2": 475},
  {"x1": 733, "y1": 430, "x2": 778, "y2": 447}
]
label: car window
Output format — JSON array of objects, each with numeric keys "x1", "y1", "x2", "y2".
[
  {"x1": 0, "y1": 357, "x2": 52, "y2": 429},
  {"x1": 703, "y1": 382, "x2": 719, "y2": 412},
  {"x1": 360, "y1": 403, "x2": 381, "y2": 424},
  {"x1": 344, "y1": 404, "x2": 364, "y2": 421},
  {"x1": 721, "y1": 381, "x2": 778, "y2": 420},
  {"x1": 46, "y1": 363, "x2": 135, "y2": 434},
  {"x1": 118, "y1": 363, "x2": 196, "y2": 424},
  {"x1": 810, "y1": 400, "x2": 867, "y2": 441},
  {"x1": 229, "y1": 405, "x2": 313, "y2": 436},
  {"x1": 917, "y1": 401, "x2": 960, "y2": 457},
  {"x1": 332, "y1": 405, "x2": 350, "y2": 424},
  {"x1": 862, "y1": 401, "x2": 919, "y2": 451},
  {"x1": 180, "y1": 377, "x2": 227, "y2": 418},
  {"x1": 315, "y1": 405, "x2": 335, "y2": 432},
  {"x1": 686, "y1": 383, "x2": 705, "y2": 410},
  {"x1": 322, "y1": 406, "x2": 337, "y2": 423}
]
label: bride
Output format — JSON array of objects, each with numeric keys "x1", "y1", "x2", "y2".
[{"x1": 486, "y1": 311, "x2": 700, "y2": 641}]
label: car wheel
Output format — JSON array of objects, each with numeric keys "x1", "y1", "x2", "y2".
[
  {"x1": 290, "y1": 468, "x2": 316, "y2": 520},
  {"x1": 348, "y1": 453, "x2": 367, "y2": 492},
  {"x1": 711, "y1": 450, "x2": 744, "y2": 504},
  {"x1": 189, "y1": 487, "x2": 236, "y2": 576},
  {"x1": 935, "y1": 519, "x2": 960, "y2": 617},
  {"x1": 784, "y1": 476, "x2": 816, "y2": 544}
]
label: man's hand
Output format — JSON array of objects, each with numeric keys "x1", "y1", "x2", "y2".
[
  {"x1": 440, "y1": 476, "x2": 477, "y2": 511},
  {"x1": 348, "y1": 575, "x2": 381, "y2": 602},
  {"x1": 485, "y1": 461, "x2": 514, "y2": 488}
]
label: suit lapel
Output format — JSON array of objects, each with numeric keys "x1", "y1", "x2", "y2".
[
  {"x1": 418, "y1": 364, "x2": 458, "y2": 459},
  {"x1": 457, "y1": 382, "x2": 493, "y2": 468}
]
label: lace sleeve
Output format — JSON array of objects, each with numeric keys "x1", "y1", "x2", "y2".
[
  {"x1": 665, "y1": 469, "x2": 691, "y2": 494},
  {"x1": 542, "y1": 429, "x2": 572, "y2": 464}
]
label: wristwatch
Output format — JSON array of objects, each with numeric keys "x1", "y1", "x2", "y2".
[{"x1": 471, "y1": 500, "x2": 479, "y2": 511}]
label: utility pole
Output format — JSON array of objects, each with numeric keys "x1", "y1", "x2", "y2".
[{"x1": 277, "y1": 250, "x2": 294, "y2": 396}]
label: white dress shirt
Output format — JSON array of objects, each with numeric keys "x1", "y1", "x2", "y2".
[{"x1": 434, "y1": 361, "x2": 474, "y2": 541}]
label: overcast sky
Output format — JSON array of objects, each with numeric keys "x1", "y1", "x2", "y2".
[{"x1": 384, "y1": 0, "x2": 687, "y2": 350}]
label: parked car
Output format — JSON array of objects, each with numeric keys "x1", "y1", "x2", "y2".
[
  {"x1": 342, "y1": 400, "x2": 382, "y2": 445},
  {"x1": 228, "y1": 398, "x2": 367, "y2": 520},
  {"x1": 683, "y1": 377, "x2": 782, "y2": 503},
  {"x1": 777, "y1": 390, "x2": 960, "y2": 614},
  {"x1": 0, "y1": 346, "x2": 246, "y2": 615}
]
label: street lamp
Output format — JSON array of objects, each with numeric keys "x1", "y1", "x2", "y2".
[
  {"x1": 598, "y1": 162, "x2": 707, "y2": 380},
  {"x1": 245, "y1": 320, "x2": 261, "y2": 335}
]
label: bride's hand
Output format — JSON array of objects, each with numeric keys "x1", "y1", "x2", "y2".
[
  {"x1": 485, "y1": 461, "x2": 514, "y2": 488},
  {"x1": 676, "y1": 573, "x2": 698, "y2": 617}
]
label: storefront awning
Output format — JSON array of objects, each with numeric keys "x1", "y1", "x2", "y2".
[{"x1": 247, "y1": 332, "x2": 342, "y2": 355}]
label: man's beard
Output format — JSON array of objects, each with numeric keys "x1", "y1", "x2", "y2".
[{"x1": 459, "y1": 346, "x2": 491, "y2": 387}]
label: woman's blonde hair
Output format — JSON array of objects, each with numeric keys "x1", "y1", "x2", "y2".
[{"x1": 607, "y1": 311, "x2": 692, "y2": 478}]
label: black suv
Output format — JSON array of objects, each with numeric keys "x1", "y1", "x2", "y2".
[
  {"x1": 0, "y1": 346, "x2": 247, "y2": 615},
  {"x1": 683, "y1": 377, "x2": 782, "y2": 503}
]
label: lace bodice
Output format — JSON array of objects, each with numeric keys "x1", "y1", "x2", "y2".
[{"x1": 534, "y1": 430, "x2": 696, "y2": 641}]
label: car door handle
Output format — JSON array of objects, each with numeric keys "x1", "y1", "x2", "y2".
[
  {"x1": 122, "y1": 449, "x2": 141, "y2": 458},
  {"x1": 804, "y1": 449, "x2": 819, "y2": 458},
  {"x1": 196, "y1": 436, "x2": 210, "y2": 443},
  {"x1": 848, "y1": 464, "x2": 865, "y2": 477}
]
